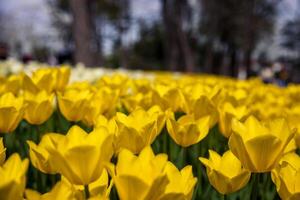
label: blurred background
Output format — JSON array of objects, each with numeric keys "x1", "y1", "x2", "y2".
[{"x1": 0, "y1": 0, "x2": 299, "y2": 82}]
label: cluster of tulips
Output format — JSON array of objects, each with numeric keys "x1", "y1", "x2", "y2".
[{"x1": 0, "y1": 63, "x2": 300, "y2": 200}]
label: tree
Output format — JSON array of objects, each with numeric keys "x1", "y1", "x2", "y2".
[
  {"x1": 68, "y1": 0, "x2": 100, "y2": 67},
  {"x1": 162, "y1": 0, "x2": 195, "y2": 72},
  {"x1": 200, "y1": 0, "x2": 279, "y2": 77},
  {"x1": 281, "y1": 18, "x2": 300, "y2": 60}
]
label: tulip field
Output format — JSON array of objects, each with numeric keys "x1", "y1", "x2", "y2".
[{"x1": 0, "y1": 60, "x2": 300, "y2": 200}]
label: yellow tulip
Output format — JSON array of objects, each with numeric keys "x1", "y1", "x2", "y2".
[
  {"x1": 25, "y1": 170, "x2": 112, "y2": 200},
  {"x1": 31, "y1": 68, "x2": 56, "y2": 93},
  {"x1": 229, "y1": 116, "x2": 295, "y2": 172},
  {"x1": 115, "y1": 106, "x2": 165, "y2": 154},
  {"x1": 25, "y1": 179, "x2": 81, "y2": 200},
  {"x1": 53, "y1": 66, "x2": 71, "y2": 91},
  {"x1": 98, "y1": 74, "x2": 129, "y2": 96},
  {"x1": 83, "y1": 87, "x2": 119, "y2": 127},
  {"x1": 0, "y1": 138, "x2": 5, "y2": 165},
  {"x1": 122, "y1": 92, "x2": 153, "y2": 112},
  {"x1": 271, "y1": 153, "x2": 300, "y2": 200},
  {"x1": 218, "y1": 101, "x2": 249, "y2": 138},
  {"x1": 166, "y1": 113, "x2": 210, "y2": 147},
  {"x1": 285, "y1": 106, "x2": 300, "y2": 148},
  {"x1": 107, "y1": 146, "x2": 169, "y2": 200},
  {"x1": 185, "y1": 96, "x2": 219, "y2": 128},
  {"x1": 27, "y1": 133, "x2": 64, "y2": 173},
  {"x1": 94, "y1": 115, "x2": 118, "y2": 134},
  {"x1": 199, "y1": 150, "x2": 251, "y2": 194},
  {"x1": 0, "y1": 92, "x2": 25, "y2": 133},
  {"x1": 24, "y1": 90, "x2": 54, "y2": 125},
  {"x1": 160, "y1": 162, "x2": 197, "y2": 200},
  {"x1": 0, "y1": 153, "x2": 29, "y2": 200},
  {"x1": 87, "y1": 169, "x2": 113, "y2": 200},
  {"x1": 57, "y1": 89, "x2": 93, "y2": 122},
  {"x1": 152, "y1": 86, "x2": 187, "y2": 112},
  {"x1": 0, "y1": 74, "x2": 22, "y2": 95},
  {"x1": 47, "y1": 125, "x2": 114, "y2": 185}
]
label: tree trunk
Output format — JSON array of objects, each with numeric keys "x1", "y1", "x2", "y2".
[
  {"x1": 244, "y1": 48, "x2": 253, "y2": 77},
  {"x1": 69, "y1": 0, "x2": 96, "y2": 67},
  {"x1": 162, "y1": 0, "x2": 195, "y2": 72},
  {"x1": 204, "y1": 42, "x2": 213, "y2": 73}
]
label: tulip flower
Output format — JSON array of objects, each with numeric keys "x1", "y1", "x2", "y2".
[
  {"x1": 0, "y1": 138, "x2": 5, "y2": 165},
  {"x1": 31, "y1": 68, "x2": 58, "y2": 93},
  {"x1": 0, "y1": 92, "x2": 25, "y2": 133},
  {"x1": 57, "y1": 89, "x2": 93, "y2": 122},
  {"x1": 285, "y1": 106, "x2": 300, "y2": 148},
  {"x1": 83, "y1": 87, "x2": 119, "y2": 127},
  {"x1": 22, "y1": 69, "x2": 55, "y2": 94},
  {"x1": 25, "y1": 179, "x2": 81, "y2": 200},
  {"x1": 199, "y1": 150, "x2": 251, "y2": 194},
  {"x1": 98, "y1": 74, "x2": 129, "y2": 96},
  {"x1": 25, "y1": 170, "x2": 112, "y2": 200},
  {"x1": 107, "y1": 146, "x2": 169, "y2": 200},
  {"x1": 114, "y1": 106, "x2": 165, "y2": 154},
  {"x1": 160, "y1": 162, "x2": 197, "y2": 200},
  {"x1": 0, "y1": 153, "x2": 29, "y2": 200},
  {"x1": 271, "y1": 153, "x2": 300, "y2": 200},
  {"x1": 47, "y1": 125, "x2": 114, "y2": 185},
  {"x1": 122, "y1": 92, "x2": 153, "y2": 112},
  {"x1": 53, "y1": 66, "x2": 71, "y2": 91},
  {"x1": 166, "y1": 113, "x2": 210, "y2": 147},
  {"x1": 185, "y1": 96, "x2": 219, "y2": 128},
  {"x1": 152, "y1": 86, "x2": 187, "y2": 112},
  {"x1": 27, "y1": 133, "x2": 63, "y2": 174},
  {"x1": 229, "y1": 116, "x2": 295, "y2": 172},
  {"x1": 23, "y1": 90, "x2": 54, "y2": 125},
  {"x1": 218, "y1": 101, "x2": 249, "y2": 138},
  {"x1": 0, "y1": 74, "x2": 22, "y2": 95},
  {"x1": 94, "y1": 115, "x2": 118, "y2": 134}
]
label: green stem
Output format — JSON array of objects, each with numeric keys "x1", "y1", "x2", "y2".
[
  {"x1": 177, "y1": 147, "x2": 187, "y2": 169},
  {"x1": 84, "y1": 185, "x2": 90, "y2": 199},
  {"x1": 162, "y1": 130, "x2": 168, "y2": 154},
  {"x1": 250, "y1": 173, "x2": 260, "y2": 200}
]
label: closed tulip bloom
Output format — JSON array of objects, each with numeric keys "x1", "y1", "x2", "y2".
[
  {"x1": 0, "y1": 138, "x2": 5, "y2": 165},
  {"x1": 271, "y1": 153, "x2": 300, "y2": 200},
  {"x1": 31, "y1": 68, "x2": 56, "y2": 93},
  {"x1": 218, "y1": 102, "x2": 249, "y2": 138},
  {"x1": 199, "y1": 150, "x2": 251, "y2": 194},
  {"x1": 83, "y1": 87, "x2": 119, "y2": 127},
  {"x1": 27, "y1": 133, "x2": 63, "y2": 173},
  {"x1": 108, "y1": 146, "x2": 169, "y2": 200},
  {"x1": 167, "y1": 114, "x2": 210, "y2": 147},
  {"x1": 22, "y1": 69, "x2": 55, "y2": 94},
  {"x1": 24, "y1": 91, "x2": 54, "y2": 125},
  {"x1": 0, "y1": 74, "x2": 22, "y2": 95},
  {"x1": 0, "y1": 92, "x2": 25, "y2": 133},
  {"x1": 115, "y1": 106, "x2": 165, "y2": 154},
  {"x1": 95, "y1": 115, "x2": 118, "y2": 135},
  {"x1": 160, "y1": 162, "x2": 197, "y2": 200},
  {"x1": 0, "y1": 154, "x2": 29, "y2": 200},
  {"x1": 58, "y1": 89, "x2": 93, "y2": 122},
  {"x1": 186, "y1": 96, "x2": 219, "y2": 128},
  {"x1": 53, "y1": 66, "x2": 71, "y2": 91},
  {"x1": 229, "y1": 116, "x2": 295, "y2": 172},
  {"x1": 48, "y1": 125, "x2": 114, "y2": 185}
]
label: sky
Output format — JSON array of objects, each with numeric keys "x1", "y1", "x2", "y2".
[{"x1": 0, "y1": 0, "x2": 298, "y2": 58}]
